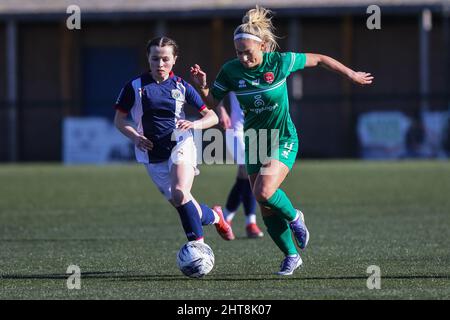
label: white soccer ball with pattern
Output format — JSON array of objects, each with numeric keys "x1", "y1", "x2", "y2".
[{"x1": 177, "y1": 241, "x2": 215, "y2": 278}]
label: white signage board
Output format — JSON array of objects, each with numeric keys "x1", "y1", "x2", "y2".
[{"x1": 63, "y1": 117, "x2": 133, "y2": 164}]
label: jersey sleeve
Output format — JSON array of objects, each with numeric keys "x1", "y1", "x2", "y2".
[
  {"x1": 114, "y1": 82, "x2": 135, "y2": 114},
  {"x1": 184, "y1": 81, "x2": 207, "y2": 112},
  {"x1": 286, "y1": 52, "x2": 307, "y2": 74},
  {"x1": 211, "y1": 67, "x2": 231, "y2": 102}
]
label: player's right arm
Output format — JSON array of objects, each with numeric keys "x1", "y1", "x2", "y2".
[
  {"x1": 114, "y1": 82, "x2": 153, "y2": 152},
  {"x1": 190, "y1": 64, "x2": 234, "y2": 132},
  {"x1": 189, "y1": 64, "x2": 221, "y2": 109},
  {"x1": 114, "y1": 110, "x2": 153, "y2": 152}
]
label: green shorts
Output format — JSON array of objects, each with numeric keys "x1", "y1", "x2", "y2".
[{"x1": 245, "y1": 138, "x2": 298, "y2": 176}]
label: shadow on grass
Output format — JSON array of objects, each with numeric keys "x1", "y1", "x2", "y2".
[{"x1": 1, "y1": 272, "x2": 449, "y2": 282}]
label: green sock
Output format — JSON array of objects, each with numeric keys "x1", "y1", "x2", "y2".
[
  {"x1": 261, "y1": 189, "x2": 297, "y2": 222},
  {"x1": 263, "y1": 214, "x2": 298, "y2": 256}
]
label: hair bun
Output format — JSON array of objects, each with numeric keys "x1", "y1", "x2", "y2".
[
  {"x1": 242, "y1": 5, "x2": 273, "y2": 29},
  {"x1": 235, "y1": 5, "x2": 279, "y2": 52}
]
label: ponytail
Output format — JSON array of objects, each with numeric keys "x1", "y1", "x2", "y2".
[{"x1": 234, "y1": 5, "x2": 279, "y2": 52}]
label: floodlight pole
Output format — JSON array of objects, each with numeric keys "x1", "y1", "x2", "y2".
[
  {"x1": 419, "y1": 9, "x2": 432, "y2": 114},
  {"x1": 443, "y1": 1, "x2": 450, "y2": 111},
  {"x1": 6, "y1": 19, "x2": 18, "y2": 162}
]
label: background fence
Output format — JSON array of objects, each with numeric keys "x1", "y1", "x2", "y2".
[{"x1": 0, "y1": 2, "x2": 449, "y2": 162}]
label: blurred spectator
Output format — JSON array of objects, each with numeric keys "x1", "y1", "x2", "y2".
[
  {"x1": 404, "y1": 119, "x2": 426, "y2": 158},
  {"x1": 442, "y1": 115, "x2": 450, "y2": 157}
]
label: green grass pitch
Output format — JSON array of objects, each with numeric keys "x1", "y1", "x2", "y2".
[{"x1": 0, "y1": 161, "x2": 449, "y2": 299}]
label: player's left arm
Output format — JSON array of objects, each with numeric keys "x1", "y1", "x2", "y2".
[
  {"x1": 304, "y1": 53, "x2": 374, "y2": 86},
  {"x1": 177, "y1": 81, "x2": 219, "y2": 131},
  {"x1": 177, "y1": 108, "x2": 219, "y2": 131}
]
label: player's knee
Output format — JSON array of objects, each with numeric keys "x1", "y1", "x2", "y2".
[
  {"x1": 171, "y1": 187, "x2": 188, "y2": 207},
  {"x1": 254, "y1": 186, "x2": 275, "y2": 203}
]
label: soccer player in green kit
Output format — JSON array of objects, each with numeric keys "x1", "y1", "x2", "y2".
[{"x1": 191, "y1": 5, "x2": 373, "y2": 275}]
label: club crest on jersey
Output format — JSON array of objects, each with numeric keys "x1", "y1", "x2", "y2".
[
  {"x1": 238, "y1": 80, "x2": 247, "y2": 88},
  {"x1": 264, "y1": 72, "x2": 275, "y2": 84},
  {"x1": 171, "y1": 89, "x2": 183, "y2": 100}
]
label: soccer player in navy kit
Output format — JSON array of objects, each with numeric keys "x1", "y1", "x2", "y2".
[{"x1": 114, "y1": 37, "x2": 235, "y2": 243}]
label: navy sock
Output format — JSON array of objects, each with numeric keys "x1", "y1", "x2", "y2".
[
  {"x1": 241, "y1": 179, "x2": 257, "y2": 216},
  {"x1": 225, "y1": 178, "x2": 247, "y2": 213},
  {"x1": 176, "y1": 200, "x2": 203, "y2": 241},
  {"x1": 200, "y1": 204, "x2": 216, "y2": 225}
]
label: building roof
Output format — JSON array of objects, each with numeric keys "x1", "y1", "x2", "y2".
[{"x1": 0, "y1": 0, "x2": 447, "y2": 18}]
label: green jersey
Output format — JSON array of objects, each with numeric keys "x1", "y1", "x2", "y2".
[
  {"x1": 211, "y1": 51, "x2": 306, "y2": 174},
  {"x1": 211, "y1": 51, "x2": 306, "y2": 140}
]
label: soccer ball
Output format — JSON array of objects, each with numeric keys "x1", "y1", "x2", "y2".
[{"x1": 177, "y1": 241, "x2": 215, "y2": 278}]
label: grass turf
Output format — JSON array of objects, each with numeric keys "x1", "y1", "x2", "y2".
[{"x1": 0, "y1": 161, "x2": 449, "y2": 299}]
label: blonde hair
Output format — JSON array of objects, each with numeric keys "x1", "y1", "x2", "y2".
[{"x1": 234, "y1": 5, "x2": 279, "y2": 52}]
